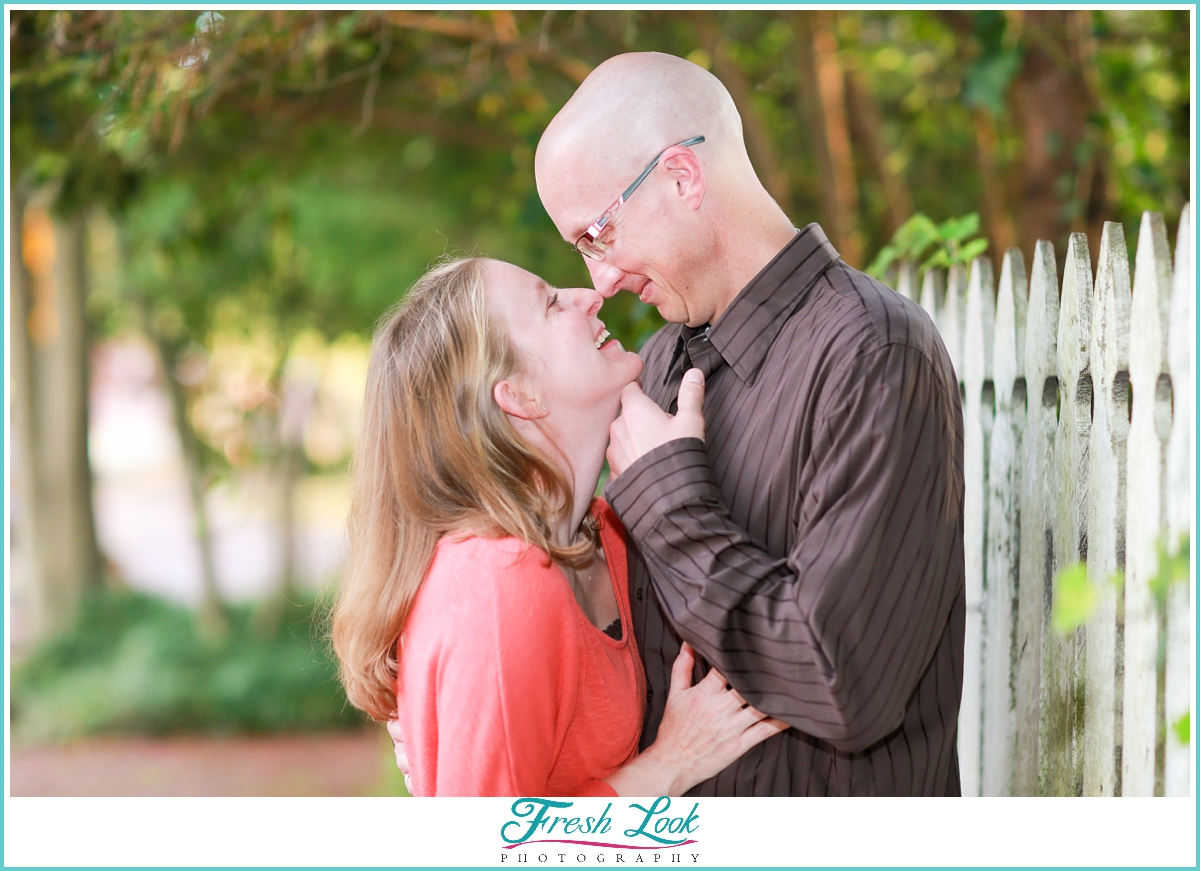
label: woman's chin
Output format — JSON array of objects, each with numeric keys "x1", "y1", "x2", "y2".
[{"x1": 628, "y1": 353, "x2": 645, "y2": 381}]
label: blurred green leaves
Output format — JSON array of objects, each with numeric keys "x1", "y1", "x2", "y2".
[
  {"x1": 11, "y1": 590, "x2": 361, "y2": 742},
  {"x1": 1051, "y1": 562, "x2": 1102, "y2": 637},
  {"x1": 1149, "y1": 534, "x2": 1190, "y2": 611},
  {"x1": 963, "y1": 49, "x2": 1022, "y2": 116},
  {"x1": 1050, "y1": 534, "x2": 1189, "y2": 638},
  {"x1": 1172, "y1": 713, "x2": 1190, "y2": 747},
  {"x1": 962, "y1": 10, "x2": 1022, "y2": 116},
  {"x1": 867, "y1": 211, "x2": 989, "y2": 278}
]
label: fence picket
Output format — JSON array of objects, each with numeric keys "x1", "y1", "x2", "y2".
[
  {"x1": 1042, "y1": 232, "x2": 1093, "y2": 796},
  {"x1": 920, "y1": 268, "x2": 945, "y2": 325},
  {"x1": 958, "y1": 256, "x2": 996, "y2": 796},
  {"x1": 981, "y1": 249, "x2": 1027, "y2": 796},
  {"x1": 1122, "y1": 212, "x2": 1172, "y2": 795},
  {"x1": 942, "y1": 264, "x2": 968, "y2": 381},
  {"x1": 1083, "y1": 222, "x2": 1132, "y2": 796},
  {"x1": 896, "y1": 260, "x2": 917, "y2": 300},
  {"x1": 1013, "y1": 240, "x2": 1059, "y2": 795},
  {"x1": 1163, "y1": 204, "x2": 1192, "y2": 796}
]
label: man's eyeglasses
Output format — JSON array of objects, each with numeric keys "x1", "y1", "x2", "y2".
[{"x1": 571, "y1": 135, "x2": 705, "y2": 262}]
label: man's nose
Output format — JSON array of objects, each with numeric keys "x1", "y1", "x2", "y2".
[{"x1": 584, "y1": 257, "x2": 626, "y2": 299}]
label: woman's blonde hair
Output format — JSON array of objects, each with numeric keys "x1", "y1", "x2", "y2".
[{"x1": 331, "y1": 256, "x2": 597, "y2": 721}]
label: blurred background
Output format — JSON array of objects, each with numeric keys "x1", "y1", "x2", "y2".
[{"x1": 7, "y1": 9, "x2": 1190, "y2": 795}]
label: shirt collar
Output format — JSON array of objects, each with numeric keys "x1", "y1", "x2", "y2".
[{"x1": 702, "y1": 223, "x2": 841, "y2": 384}]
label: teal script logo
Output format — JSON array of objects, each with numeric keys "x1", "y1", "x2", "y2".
[
  {"x1": 502, "y1": 799, "x2": 614, "y2": 844},
  {"x1": 622, "y1": 797, "x2": 699, "y2": 846},
  {"x1": 501, "y1": 796, "x2": 699, "y2": 850}
]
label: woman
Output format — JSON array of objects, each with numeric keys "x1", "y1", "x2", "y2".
[{"x1": 332, "y1": 256, "x2": 784, "y2": 796}]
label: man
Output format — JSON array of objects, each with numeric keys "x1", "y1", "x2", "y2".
[{"x1": 533, "y1": 51, "x2": 965, "y2": 796}]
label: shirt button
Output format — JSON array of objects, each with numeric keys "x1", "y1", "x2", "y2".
[
  {"x1": 647, "y1": 687, "x2": 653, "y2": 703},
  {"x1": 636, "y1": 588, "x2": 643, "y2": 601}
]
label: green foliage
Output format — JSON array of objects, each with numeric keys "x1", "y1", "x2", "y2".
[
  {"x1": 1051, "y1": 534, "x2": 1188, "y2": 638},
  {"x1": 1150, "y1": 534, "x2": 1190, "y2": 612},
  {"x1": 11, "y1": 590, "x2": 363, "y2": 743},
  {"x1": 961, "y1": 11, "x2": 1023, "y2": 116},
  {"x1": 1051, "y1": 562, "x2": 1100, "y2": 637},
  {"x1": 867, "y1": 211, "x2": 989, "y2": 279},
  {"x1": 1172, "y1": 712, "x2": 1190, "y2": 747}
]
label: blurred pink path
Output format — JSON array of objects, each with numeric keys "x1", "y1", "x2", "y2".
[{"x1": 10, "y1": 730, "x2": 395, "y2": 796}]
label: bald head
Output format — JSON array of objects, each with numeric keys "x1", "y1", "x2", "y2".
[
  {"x1": 536, "y1": 53, "x2": 753, "y2": 221},
  {"x1": 539, "y1": 52, "x2": 744, "y2": 168}
]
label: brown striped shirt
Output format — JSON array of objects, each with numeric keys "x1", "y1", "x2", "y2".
[{"x1": 605, "y1": 224, "x2": 966, "y2": 796}]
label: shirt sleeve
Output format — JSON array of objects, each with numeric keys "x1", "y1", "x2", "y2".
[
  {"x1": 606, "y1": 342, "x2": 963, "y2": 752},
  {"x1": 425, "y1": 543, "x2": 617, "y2": 797}
]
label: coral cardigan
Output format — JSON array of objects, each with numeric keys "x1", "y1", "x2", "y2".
[{"x1": 396, "y1": 499, "x2": 647, "y2": 796}]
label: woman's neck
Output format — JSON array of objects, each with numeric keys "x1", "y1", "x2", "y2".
[{"x1": 545, "y1": 418, "x2": 610, "y2": 551}]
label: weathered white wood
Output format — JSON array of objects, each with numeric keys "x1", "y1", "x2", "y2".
[
  {"x1": 1165, "y1": 203, "x2": 1193, "y2": 545},
  {"x1": 1122, "y1": 212, "x2": 1173, "y2": 796},
  {"x1": 1163, "y1": 204, "x2": 1192, "y2": 797},
  {"x1": 896, "y1": 260, "x2": 917, "y2": 300},
  {"x1": 884, "y1": 210, "x2": 1187, "y2": 798},
  {"x1": 920, "y1": 268, "x2": 945, "y2": 325},
  {"x1": 1083, "y1": 221, "x2": 1132, "y2": 796},
  {"x1": 958, "y1": 255, "x2": 996, "y2": 796},
  {"x1": 941, "y1": 264, "x2": 968, "y2": 383},
  {"x1": 982, "y1": 248, "x2": 1027, "y2": 796},
  {"x1": 1014, "y1": 240, "x2": 1059, "y2": 795},
  {"x1": 1043, "y1": 232, "x2": 1093, "y2": 796}
]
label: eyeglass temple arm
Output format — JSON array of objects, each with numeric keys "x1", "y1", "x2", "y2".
[{"x1": 619, "y1": 135, "x2": 706, "y2": 202}]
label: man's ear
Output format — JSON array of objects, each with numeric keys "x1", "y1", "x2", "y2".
[
  {"x1": 660, "y1": 147, "x2": 706, "y2": 211},
  {"x1": 493, "y1": 378, "x2": 549, "y2": 421}
]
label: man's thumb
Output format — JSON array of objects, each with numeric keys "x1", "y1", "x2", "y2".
[{"x1": 677, "y1": 368, "x2": 705, "y2": 416}]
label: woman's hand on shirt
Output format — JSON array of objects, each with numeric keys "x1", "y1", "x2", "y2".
[{"x1": 605, "y1": 642, "x2": 788, "y2": 796}]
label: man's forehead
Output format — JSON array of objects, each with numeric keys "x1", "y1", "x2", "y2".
[{"x1": 539, "y1": 161, "x2": 624, "y2": 237}]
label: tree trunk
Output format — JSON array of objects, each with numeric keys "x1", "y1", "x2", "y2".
[
  {"x1": 277, "y1": 368, "x2": 315, "y2": 604},
  {"x1": 14, "y1": 200, "x2": 104, "y2": 639},
  {"x1": 144, "y1": 325, "x2": 227, "y2": 634},
  {"x1": 790, "y1": 14, "x2": 836, "y2": 225},
  {"x1": 689, "y1": 11, "x2": 793, "y2": 216},
  {"x1": 256, "y1": 356, "x2": 314, "y2": 634},
  {"x1": 844, "y1": 63, "x2": 913, "y2": 238},
  {"x1": 10, "y1": 181, "x2": 47, "y2": 646},
  {"x1": 973, "y1": 107, "x2": 1019, "y2": 256},
  {"x1": 1010, "y1": 10, "x2": 1097, "y2": 259},
  {"x1": 808, "y1": 10, "x2": 864, "y2": 267}
]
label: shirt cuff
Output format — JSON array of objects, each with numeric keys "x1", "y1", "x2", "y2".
[{"x1": 605, "y1": 438, "x2": 721, "y2": 542}]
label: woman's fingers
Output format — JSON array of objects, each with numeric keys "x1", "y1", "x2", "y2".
[
  {"x1": 668, "y1": 642, "x2": 696, "y2": 696},
  {"x1": 739, "y1": 717, "x2": 791, "y2": 753},
  {"x1": 696, "y1": 666, "x2": 730, "y2": 695},
  {"x1": 720, "y1": 701, "x2": 778, "y2": 736}
]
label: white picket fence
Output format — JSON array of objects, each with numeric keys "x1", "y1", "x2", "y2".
[{"x1": 895, "y1": 206, "x2": 1193, "y2": 796}]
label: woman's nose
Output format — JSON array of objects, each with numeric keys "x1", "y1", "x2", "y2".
[{"x1": 567, "y1": 286, "x2": 604, "y2": 317}]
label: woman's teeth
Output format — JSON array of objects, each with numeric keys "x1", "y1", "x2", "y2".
[{"x1": 594, "y1": 328, "x2": 611, "y2": 349}]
